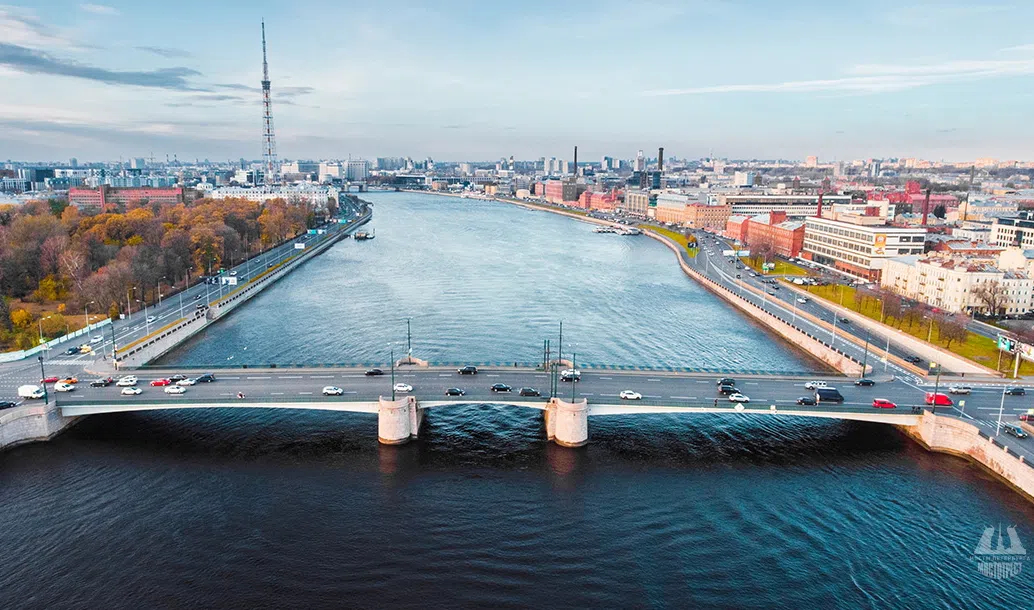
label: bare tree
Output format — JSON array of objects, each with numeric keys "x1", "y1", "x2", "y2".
[
  {"x1": 882, "y1": 292, "x2": 903, "y2": 324},
  {"x1": 939, "y1": 313, "x2": 970, "y2": 349},
  {"x1": 972, "y1": 281, "x2": 1009, "y2": 318}
]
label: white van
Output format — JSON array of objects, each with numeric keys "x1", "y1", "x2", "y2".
[
  {"x1": 804, "y1": 380, "x2": 829, "y2": 390},
  {"x1": 17, "y1": 385, "x2": 45, "y2": 399}
]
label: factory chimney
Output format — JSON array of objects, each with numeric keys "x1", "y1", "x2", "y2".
[
  {"x1": 573, "y1": 146, "x2": 578, "y2": 178},
  {"x1": 816, "y1": 192, "x2": 824, "y2": 218},
  {"x1": 658, "y1": 147, "x2": 664, "y2": 172},
  {"x1": 921, "y1": 188, "x2": 931, "y2": 226}
]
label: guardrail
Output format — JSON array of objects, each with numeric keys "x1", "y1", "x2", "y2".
[
  {"x1": 0, "y1": 318, "x2": 113, "y2": 364},
  {"x1": 132, "y1": 361, "x2": 823, "y2": 375}
]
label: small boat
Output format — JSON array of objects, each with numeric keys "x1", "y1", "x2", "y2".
[
  {"x1": 593, "y1": 226, "x2": 618, "y2": 233},
  {"x1": 354, "y1": 230, "x2": 375, "y2": 240}
]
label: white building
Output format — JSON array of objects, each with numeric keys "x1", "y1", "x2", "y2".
[
  {"x1": 345, "y1": 159, "x2": 369, "y2": 181},
  {"x1": 207, "y1": 185, "x2": 339, "y2": 210},
  {"x1": 990, "y1": 212, "x2": 1034, "y2": 249},
  {"x1": 803, "y1": 216, "x2": 927, "y2": 280},
  {"x1": 881, "y1": 255, "x2": 1034, "y2": 315}
]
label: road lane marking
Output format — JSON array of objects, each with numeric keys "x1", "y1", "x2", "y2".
[
  {"x1": 343, "y1": 391, "x2": 358, "y2": 394},
  {"x1": 271, "y1": 392, "x2": 285, "y2": 395},
  {"x1": 247, "y1": 376, "x2": 271, "y2": 380},
  {"x1": 745, "y1": 382, "x2": 759, "y2": 385},
  {"x1": 647, "y1": 378, "x2": 661, "y2": 382},
  {"x1": 671, "y1": 396, "x2": 696, "y2": 400},
  {"x1": 279, "y1": 376, "x2": 302, "y2": 379},
  {"x1": 599, "y1": 377, "x2": 612, "y2": 380},
  {"x1": 486, "y1": 374, "x2": 500, "y2": 377},
  {"x1": 695, "y1": 381, "x2": 709, "y2": 384},
  {"x1": 642, "y1": 395, "x2": 662, "y2": 398},
  {"x1": 580, "y1": 393, "x2": 594, "y2": 396},
  {"x1": 310, "y1": 375, "x2": 334, "y2": 379},
  {"x1": 298, "y1": 391, "x2": 313, "y2": 395},
  {"x1": 439, "y1": 374, "x2": 452, "y2": 377},
  {"x1": 341, "y1": 375, "x2": 365, "y2": 378}
]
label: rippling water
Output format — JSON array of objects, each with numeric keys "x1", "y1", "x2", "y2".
[{"x1": 158, "y1": 192, "x2": 815, "y2": 371}]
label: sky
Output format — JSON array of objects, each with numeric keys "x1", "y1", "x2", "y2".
[{"x1": 3, "y1": 0, "x2": 1034, "y2": 163}]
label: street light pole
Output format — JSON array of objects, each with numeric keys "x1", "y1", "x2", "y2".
[
  {"x1": 860, "y1": 330, "x2": 871, "y2": 378},
  {"x1": 996, "y1": 387, "x2": 1007, "y2": 436},
  {"x1": 37, "y1": 315, "x2": 52, "y2": 351},
  {"x1": 38, "y1": 355, "x2": 48, "y2": 405},
  {"x1": 137, "y1": 300, "x2": 150, "y2": 335},
  {"x1": 84, "y1": 300, "x2": 95, "y2": 333},
  {"x1": 390, "y1": 346, "x2": 396, "y2": 401},
  {"x1": 406, "y1": 317, "x2": 412, "y2": 358},
  {"x1": 571, "y1": 352, "x2": 577, "y2": 403},
  {"x1": 930, "y1": 362, "x2": 941, "y2": 414}
]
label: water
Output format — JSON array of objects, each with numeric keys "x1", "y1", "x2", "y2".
[
  {"x1": 4, "y1": 192, "x2": 1034, "y2": 608},
  {"x1": 158, "y1": 192, "x2": 814, "y2": 371}
]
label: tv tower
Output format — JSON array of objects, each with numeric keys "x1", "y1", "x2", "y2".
[{"x1": 260, "y1": 20, "x2": 279, "y2": 186}]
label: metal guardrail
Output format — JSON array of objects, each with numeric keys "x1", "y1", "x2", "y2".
[{"x1": 132, "y1": 361, "x2": 824, "y2": 375}]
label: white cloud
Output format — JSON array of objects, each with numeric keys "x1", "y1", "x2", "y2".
[
  {"x1": 80, "y1": 3, "x2": 120, "y2": 16},
  {"x1": 0, "y1": 5, "x2": 76, "y2": 48}
]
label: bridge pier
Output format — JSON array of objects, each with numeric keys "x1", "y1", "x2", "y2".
[
  {"x1": 545, "y1": 397, "x2": 589, "y2": 447},
  {"x1": 378, "y1": 396, "x2": 422, "y2": 445}
]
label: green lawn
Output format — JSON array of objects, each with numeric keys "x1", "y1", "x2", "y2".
[
  {"x1": 642, "y1": 225, "x2": 698, "y2": 256},
  {"x1": 740, "y1": 257, "x2": 810, "y2": 276},
  {"x1": 802, "y1": 283, "x2": 1033, "y2": 376}
]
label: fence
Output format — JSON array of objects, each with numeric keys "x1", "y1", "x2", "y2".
[{"x1": 0, "y1": 318, "x2": 113, "y2": 364}]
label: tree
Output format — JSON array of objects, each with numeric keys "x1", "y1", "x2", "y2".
[
  {"x1": 882, "y1": 292, "x2": 903, "y2": 324},
  {"x1": 901, "y1": 306, "x2": 922, "y2": 330},
  {"x1": 972, "y1": 281, "x2": 1008, "y2": 318},
  {"x1": 939, "y1": 313, "x2": 970, "y2": 349},
  {"x1": 10, "y1": 309, "x2": 31, "y2": 329}
]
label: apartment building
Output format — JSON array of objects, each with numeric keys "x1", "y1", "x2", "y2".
[{"x1": 881, "y1": 255, "x2": 1034, "y2": 315}]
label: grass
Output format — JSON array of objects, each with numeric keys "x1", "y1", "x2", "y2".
[
  {"x1": 643, "y1": 225, "x2": 698, "y2": 256},
  {"x1": 740, "y1": 257, "x2": 810, "y2": 276},
  {"x1": 801, "y1": 283, "x2": 1034, "y2": 376}
]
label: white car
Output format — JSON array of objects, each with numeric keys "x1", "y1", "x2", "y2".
[
  {"x1": 164, "y1": 386, "x2": 186, "y2": 395},
  {"x1": 230, "y1": 270, "x2": 238, "y2": 276},
  {"x1": 797, "y1": 298, "x2": 808, "y2": 304},
  {"x1": 322, "y1": 386, "x2": 344, "y2": 396},
  {"x1": 619, "y1": 390, "x2": 642, "y2": 400},
  {"x1": 54, "y1": 382, "x2": 76, "y2": 392},
  {"x1": 177, "y1": 378, "x2": 197, "y2": 386},
  {"x1": 121, "y1": 387, "x2": 142, "y2": 396},
  {"x1": 116, "y1": 376, "x2": 138, "y2": 387},
  {"x1": 393, "y1": 383, "x2": 413, "y2": 393},
  {"x1": 728, "y1": 393, "x2": 750, "y2": 403},
  {"x1": 804, "y1": 381, "x2": 828, "y2": 390},
  {"x1": 948, "y1": 386, "x2": 972, "y2": 395},
  {"x1": 90, "y1": 335, "x2": 103, "y2": 343},
  {"x1": 146, "y1": 315, "x2": 157, "y2": 323}
]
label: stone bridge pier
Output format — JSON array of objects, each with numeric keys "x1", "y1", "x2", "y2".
[
  {"x1": 545, "y1": 397, "x2": 589, "y2": 447},
  {"x1": 378, "y1": 396, "x2": 422, "y2": 445}
]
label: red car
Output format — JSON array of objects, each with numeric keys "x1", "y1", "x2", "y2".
[
  {"x1": 872, "y1": 398, "x2": 897, "y2": 409},
  {"x1": 925, "y1": 392, "x2": 953, "y2": 406},
  {"x1": 40, "y1": 376, "x2": 59, "y2": 384},
  {"x1": 150, "y1": 378, "x2": 172, "y2": 387}
]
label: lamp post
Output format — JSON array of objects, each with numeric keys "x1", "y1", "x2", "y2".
[
  {"x1": 390, "y1": 346, "x2": 396, "y2": 401},
  {"x1": 137, "y1": 299, "x2": 150, "y2": 335},
  {"x1": 405, "y1": 317, "x2": 412, "y2": 359},
  {"x1": 930, "y1": 362, "x2": 942, "y2": 414},
  {"x1": 37, "y1": 315, "x2": 52, "y2": 351},
  {"x1": 38, "y1": 355, "x2": 49, "y2": 405},
  {"x1": 571, "y1": 351, "x2": 578, "y2": 403},
  {"x1": 996, "y1": 386, "x2": 1008, "y2": 436},
  {"x1": 158, "y1": 277, "x2": 166, "y2": 305},
  {"x1": 860, "y1": 329, "x2": 871, "y2": 379},
  {"x1": 84, "y1": 300, "x2": 95, "y2": 333}
]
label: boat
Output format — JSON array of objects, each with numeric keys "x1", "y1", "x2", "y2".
[
  {"x1": 354, "y1": 230, "x2": 375, "y2": 240},
  {"x1": 593, "y1": 226, "x2": 618, "y2": 233}
]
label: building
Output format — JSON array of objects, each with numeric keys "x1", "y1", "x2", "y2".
[
  {"x1": 805, "y1": 155, "x2": 818, "y2": 168},
  {"x1": 733, "y1": 171, "x2": 756, "y2": 187},
  {"x1": 345, "y1": 159, "x2": 369, "y2": 181},
  {"x1": 624, "y1": 189, "x2": 649, "y2": 216},
  {"x1": 68, "y1": 186, "x2": 187, "y2": 214},
  {"x1": 724, "y1": 215, "x2": 749, "y2": 243},
  {"x1": 990, "y1": 212, "x2": 1034, "y2": 249},
  {"x1": 881, "y1": 256, "x2": 1034, "y2": 315},
  {"x1": 740, "y1": 212, "x2": 806, "y2": 258},
  {"x1": 205, "y1": 185, "x2": 339, "y2": 209},
  {"x1": 543, "y1": 180, "x2": 585, "y2": 204},
  {"x1": 684, "y1": 203, "x2": 732, "y2": 231},
  {"x1": 713, "y1": 193, "x2": 852, "y2": 218},
  {"x1": 577, "y1": 190, "x2": 620, "y2": 211},
  {"x1": 802, "y1": 216, "x2": 927, "y2": 281}
]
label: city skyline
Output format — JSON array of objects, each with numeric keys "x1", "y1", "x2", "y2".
[{"x1": 3, "y1": 1, "x2": 1034, "y2": 161}]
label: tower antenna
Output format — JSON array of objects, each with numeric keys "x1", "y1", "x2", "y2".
[{"x1": 261, "y1": 19, "x2": 279, "y2": 186}]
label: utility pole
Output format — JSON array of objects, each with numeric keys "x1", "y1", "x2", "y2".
[{"x1": 860, "y1": 330, "x2": 870, "y2": 378}]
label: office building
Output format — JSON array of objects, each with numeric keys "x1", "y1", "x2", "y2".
[{"x1": 802, "y1": 216, "x2": 927, "y2": 280}]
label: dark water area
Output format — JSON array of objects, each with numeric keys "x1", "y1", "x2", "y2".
[{"x1": 157, "y1": 192, "x2": 815, "y2": 372}]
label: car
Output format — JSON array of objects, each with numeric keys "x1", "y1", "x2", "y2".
[
  {"x1": 79, "y1": 344, "x2": 92, "y2": 354},
  {"x1": 54, "y1": 382, "x2": 75, "y2": 392},
  {"x1": 457, "y1": 365, "x2": 479, "y2": 375},
  {"x1": 924, "y1": 392, "x2": 954, "y2": 406},
  {"x1": 948, "y1": 386, "x2": 972, "y2": 395},
  {"x1": 164, "y1": 385, "x2": 186, "y2": 395},
  {"x1": 65, "y1": 346, "x2": 80, "y2": 355},
  {"x1": 230, "y1": 270, "x2": 238, "y2": 276},
  {"x1": 90, "y1": 377, "x2": 114, "y2": 387},
  {"x1": 60, "y1": 376, "x2": 79, "y2": 384},
  {"x1": 150, "y1": 378, "x2": 172, "y2": 387},
  {"x1": 176, "y1": 378, "x2": 197, "y2": 386},
  {"x1": 322, "y1": 386, "x2": 344, "y2": 396},
  {"x1": 804, "y1": 380, "x2": 828, "y2": 390},
  {"x1": 115, "y1": 376, "x2": 138, "y2": 387},
  {"x1": 195, "y1": 374, "x2": 216, "y2": 383},
  {"x1": 903, "y1": 355, "x2": 922, "y2": 364},
  {"x1": 796, "y1": 396, "x2": 817, "y2": 405},
  {"x1": 560, "y1": 369, "x2": 581, "y2": 382},
  {"x1": 40, "y1": 375, "x2": 59, "y2": 384},
  {"x1": 490, "y1": 383, "x2": 512, "y2": 393},
  {"x1": 393, "y1": 383, "x2": 412, "y2": 393},
  {"x1": 728, "y1": 393, "x2": 750, "y2": 403},
  {"x1": 619, "y1": 390, "x2": 642, "y2": 400},
  {"x1": 0, "y1": 400, "x2": 17, "y2": 410},
  {"x1": 196, "y1": 303, "x2": 206, "y2": 309},
  {"x1": 872, "y1": 398, "x2": 897, "y2": 409},
  {"x1": 718, "y1": 384, "x2": 737, "y2": 395},
  {"x1": 815, "y1": 387, "x2": 845, "y2": 403},
  {"x1": 169, "y1": 374, "x2": 188, "y2": 382},
  {"x1": 1004, "y1": 424, "x2": 1029, "y2": 439},
  {"x1": 716, "y1": 378, "x2": 736, "y2": 386},
  {"x1": 91, "y1": 335, "x2": 103, "y2": 344},
  {"x1": 194, "y1": 293, "x2": 203, "y2": 300},
  {"x1": 365, "y1": 368, "x2": 384, "y2": 376},
  {"x1": 797, "y1": 298, "x2": 808, "y2": 304},
  {"x1": 855, "y1": 378, "x2": 875, "y2": 387},
  {"x1": 518, "y1": 387, "x2": 541, "y2": 397},
  {"x1": 120, "y1": 387, "x2": 142, "y2": 396},
  {"x1": 145, "y1": 315, "x2": 157, "y2": 323},
  {"x1": 445, "y1": 388, "x2": 465, "y2": 396},
  {"x1": 1005, "y1": 387, "x2": 1027, "y2": 396},
  {"x1": 837, "y1": 317, "x2": 850, "y2": 324}
]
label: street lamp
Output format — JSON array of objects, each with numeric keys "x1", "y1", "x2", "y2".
[
  {"x1": 37, "y1": 315, "x2": 52, "y2": 350},
  {"x1": 929, "y1": 362, "x2": 942, "y2": 414},
  {"x1": 996, "y1": 387, "x2": 1008, "y2": 437},
  {"x1": 389, "y1": 345, "x2": 396, "y2": 401},
  {"x1": 38, "y1": 355, "x2": 49, "y2": 405},
  {"x1": 158, "y1": 277, "x2": 167, "y2": 305},
  {"x1": 136, "y1": 299, "x2": 150, "y2": 335},
  {"x1": 405, "y1": 317, "x2": 412, "y2": 360},
  {"x1": 860, "y1": 329, "x2": 871, "y2": 379},
  {"x1": 84, "y1": 300, "x2": 95, "y2": 333}
]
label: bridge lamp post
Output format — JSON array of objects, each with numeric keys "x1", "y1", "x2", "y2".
[
  {"x1": 929, "y1": 362, "x2": 942, "y2": 414},
  {"x1": 405, "y1": 317, "x2": 412, "y2": 359},
  {"x1": 389, "y1": 345, "x2": 396, "y2": 401},
  {"x1": 84, "y1": 300, "x2": 95, "y2": 333},
  {"x1": 38, "y1": 355, "x2": 49, "y2": 405},
  {"x1": 996, "y1": 387, "x2": 1007, "y2": 437},
  {"x1": 38, "y1": 315, "x2": 52, "y2": 350},
  {"x1": 571, "y1": 351, "x2": 578, "y2": 403},
  {"x1": 860, "y1": 330, "x2": 871, "y2": 378},
  {"x1": 136, "y1": 299, "x2": 150, "y2": 335}
]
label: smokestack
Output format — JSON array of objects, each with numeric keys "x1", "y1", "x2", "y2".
[
  {"x1": 658, "y1": 147, "x2": 664, "y2": 172},
  {"x1": 816, "y1": 192, "x2": 824, "y2": 218},
  {"x1": 573, "y1": 145, "x2": 578, "y2": 178},
  {"x1": 921, "y1": 188, "x2": 931, "y2": 226}
]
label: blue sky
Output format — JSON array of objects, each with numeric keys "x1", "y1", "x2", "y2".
[{"x1": 2, "y1": 0, "x2": 1034, "y2": 162}]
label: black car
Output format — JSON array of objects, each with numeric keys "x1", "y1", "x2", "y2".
[
  {"x1": 445, "y1": 388, "x2": 465, "y2": 396},
  {"x1": 796, "y1": 396, "x2": 817, "y2": 406},
  {"x1": 903, "y1": 355, "x2": 922, "y2": 364},
  {"x1": 65, "y1": 346, "x2": 80, "y2": 355},
  {"x1": 89, "y1": 377, "x2": 114, "y2": 387},
  {"x1": 169, "y1": 374, "x2": 188, "y2": 382},
  {"x1": 838, "y1": 317, "x2": 850, "y2": 324},
  {"x1": 193, "y1": 294, "x2": 203, "y2": 300},
  {"x1": 717, "y1": 378, "x2": 735, "y2": 386},
  {"x1": 519, "y1": 387, "x2": 541, "y2": 397},
  {"x1": 457, "y1": 365, "x2": 479, "y2": 375},
  {"x1": 0, "y1": 400, "x2": 16, "y2": 410},
  {"x1": 1006, "y1": 387, "x2": 1027, "y2": 396},
  {"x1": 490, "y1": 383, "x2": 512, "y2": 393},
  {"x1": 719, "y1": 384, "x2": 737, "y2": 395},
  {"x1": 365, "y1": 368, "x2": 384, "y2": 376},
  {"x1": 195, "y1": 374, "x2": 216, "y2": 383},
  {"x1": 855, "y1": 378, "x2": 875, "y2": 386}
]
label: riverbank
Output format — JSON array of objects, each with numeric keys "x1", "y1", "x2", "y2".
[{"x1": 0, "y1": 402, "x2": 78, "y2": 451}]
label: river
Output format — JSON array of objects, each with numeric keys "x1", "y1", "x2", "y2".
[{"x1": 2, "y1": 192, "x2": 1033, "y2": 608}]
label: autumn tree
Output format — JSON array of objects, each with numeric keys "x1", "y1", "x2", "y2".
[
  {"x1": 972, "y1": 281, "x2": 1008, "y2": 318},
  {"x1": 939, "y1": 313, "x2": 970, "y2": 349}
]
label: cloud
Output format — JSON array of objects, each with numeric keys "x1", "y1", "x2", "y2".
[
  {"x1": 136, "y1": 45, "x2": 191, "y2": 58},
  {"x1": 642, "y1": 55, "x2": 1034, "y2": 97},
  {"x1": 0, "y1": 5, "x2": 76, "y2": 48},
  {"x1": 0, "y1": 42, "x2": 201, "y2": 90},
  {"x1": 276, "y1": 86, "x2": 314, "y2": 98},
  {"x1": 80, "y1": 4, "x2": 120, "y2": 15},
  {"x1": 1003, "y1": 43, "x2": 1034, "y2": 52}
]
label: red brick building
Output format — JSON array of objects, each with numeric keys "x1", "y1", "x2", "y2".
[
  {"x1": 69, "y1": 186, "x2": 187, "y2": 214},
  {"x1": 724, "y1": 215, "x2": 749, "y2": 242},
  {"x1": 724, "y1": 211, "x2": 806, "y2": 258},
  {"x1": 577, "y1": 189, "x2": 620, "y2": 211}
]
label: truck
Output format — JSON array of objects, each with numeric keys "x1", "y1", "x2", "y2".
[{"x1": 17, "y1": 385, "x2": 45, "y2": 399}]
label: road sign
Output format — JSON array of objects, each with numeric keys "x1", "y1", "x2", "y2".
[
  {"x1": 294, "y1": 243, "x2": 306, "y2": 250},
  {"x1": 220, "y1": 277, "x2": 238, "y2": 286},
  {"x1": 998, "y1": 335, "x2": 1017, "y2": 353},
  {"x1": 307, "y1": 229, "x2": 317, "y2": 235}
]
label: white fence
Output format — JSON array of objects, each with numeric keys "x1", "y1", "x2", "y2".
[{"x1": 0, "y1": 318, "x2": 113, "y2": 364}]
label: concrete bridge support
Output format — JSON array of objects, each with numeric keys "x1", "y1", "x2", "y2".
[
  {"x1": 378, "y1": 396, "x2": 422, "y2": 445},
  {"x1": 545, "y1": 397, "x2": 589, "y2": 447}
]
